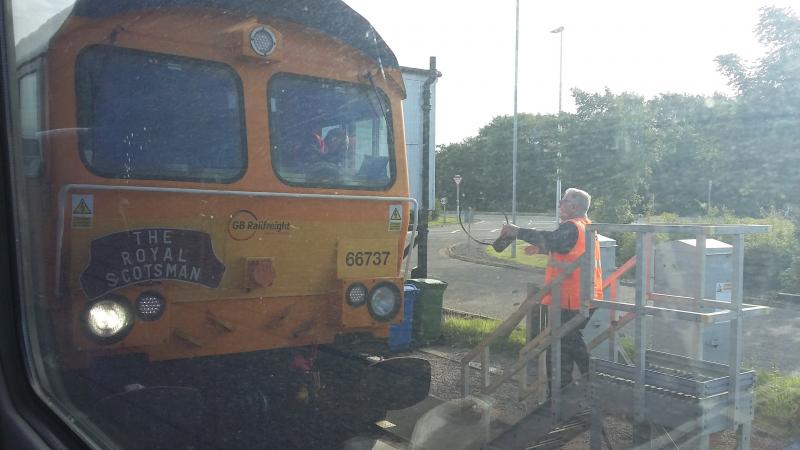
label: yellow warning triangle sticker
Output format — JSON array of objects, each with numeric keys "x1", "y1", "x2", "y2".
[
  {"x1": 73, "y1": 199, "x2": 92, "y2": 215},
  {"x1": 390, "y1": 208, "x2": 402, "y2": 221}
]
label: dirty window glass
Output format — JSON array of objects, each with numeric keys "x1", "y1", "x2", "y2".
[
  {"x1": 77, "y1": 45, "x2": 246, "y2": 182},
  {"x1": 6, "y1": 0, "x2": 800, "y2": 449},
  {"x1": 269, "y1": 74, "x2": 394, "y2": 189}
]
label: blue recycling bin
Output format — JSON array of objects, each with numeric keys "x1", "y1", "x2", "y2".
[{"x1": 389, "y1": 283, "x2": 419, "y2": 351}]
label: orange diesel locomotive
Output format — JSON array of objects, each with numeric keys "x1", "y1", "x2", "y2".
[{"x1": 16, "y1": 0, "x2": 429, "y2": 446}]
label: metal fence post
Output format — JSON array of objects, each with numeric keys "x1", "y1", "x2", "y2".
[
  {"x1": 632, "y1": 232, "x2": 649, "y2": 446},
  {"x1": 729, "y1": 234, "x2": 745, "y2": 436}
]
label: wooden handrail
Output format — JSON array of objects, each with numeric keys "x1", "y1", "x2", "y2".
[
  {"x1": 585, "y1": 255, "x2": 637, "y2": 352},
  {"x1": 460, "y1": 258, "x2": 581, "y2": 364},
  {"x1": 484, "y1": 314, "x2": 586, "y2": 395},
  {"x1": 461, "y1": 252, "x2": 638, "y2": 397},
  {"x1": 518, "y1": 326, "x2": 550, "y2": 356}
]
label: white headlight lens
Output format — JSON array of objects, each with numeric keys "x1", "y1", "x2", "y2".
[
  {"x1": 346, "y1": 283, "x2": 368, "y2": 307},
  {"x1": 368, "y1": 283, "x2": 400, "y2": 321},
  {"x1": 250, "y1": 26, "x2": 276, "y2": 56},
  {"x1": 87, "y1": 299, "x2": 132, "y2": 338}
]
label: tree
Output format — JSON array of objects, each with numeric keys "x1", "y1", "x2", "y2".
[
  {"x1": 434, "y1": 7, "x2": 800, "y2": 220},
  {"x1": 714, "y1": 6, "x2": 800, "y2": 216}
]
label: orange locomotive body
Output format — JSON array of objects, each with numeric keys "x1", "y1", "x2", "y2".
[
  {"x1": 17, "y1": 1, "x2": 429, "y2": 446},
  {"x1": 30, "y1": 4, "x2": 414, "y2": 364}
]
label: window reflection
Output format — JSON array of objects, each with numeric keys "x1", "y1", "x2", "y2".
[
  {"x1": 269, "y1": 74, "x2": 394, "y2": 189},
  {"x1": 77, "y1": 46, "x2": 246, "y2": 183}
]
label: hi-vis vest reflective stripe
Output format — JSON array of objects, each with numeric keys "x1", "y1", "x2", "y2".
[{"x1": 542, "y1": 217, "x2": 603, "y2": 310}]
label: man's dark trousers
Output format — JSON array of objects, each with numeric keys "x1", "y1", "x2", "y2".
[{"x1": 545, "y1": 308, "x2": 596, "y2": 390}]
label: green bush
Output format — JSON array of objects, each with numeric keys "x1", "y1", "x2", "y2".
[
  {"x1": 780, "y1": 255, "x2": 800, "y2": 293},
  {"x1": 592, "y1": 195, "x2": 658, "y2": 265},
  {"x1": 597, "y1": 210, "x2": 797, "y2": 295},
  {"x1": 734, "y1": 213, "x2": 796, "y2": 295},
  {"x1": 660, "y1": 211, "x2": 795, "y2": 295}
]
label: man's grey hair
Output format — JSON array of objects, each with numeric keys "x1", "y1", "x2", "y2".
[{"x1": 564, "y1": 188, "x2": 591, "y2": 215}]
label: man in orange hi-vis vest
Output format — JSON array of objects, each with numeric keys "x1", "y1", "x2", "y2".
[{"x1": 499, "y1": 188, "x2": 603, "y2": 392}]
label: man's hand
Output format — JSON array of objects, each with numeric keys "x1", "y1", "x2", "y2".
[{"x1": 500, "y1": 224, "x2": 520, "y2": 238}]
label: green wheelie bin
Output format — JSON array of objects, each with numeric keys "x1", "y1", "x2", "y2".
[{"x1": 407, "y1": 279, "x2": 448, "y2": 343}]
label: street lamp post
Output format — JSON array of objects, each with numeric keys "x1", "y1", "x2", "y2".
[
  {"x1": 551, "y1": 26, "x2": 564, "y2": 113},
  {"x1": 551, "y1": 26, "x2": 564, "y2": 224},
  {"x1": 511, "y1": 0, "x2": 520, "y2": 257}
]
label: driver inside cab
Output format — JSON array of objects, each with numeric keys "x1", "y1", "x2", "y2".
[{"x1": 310, "y1": 127, "x2": 349, "y2": 183}]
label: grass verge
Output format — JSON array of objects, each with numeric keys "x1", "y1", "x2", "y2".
[
  {"x1": 442, "y1": 316, "x2": 526, "y2": 355},
  {"x1": 485, "y1": 241, "x2": 549, "y2": 269},
  {"x1": 754, "y1": 369, "x2": 800, "y2": 438},
  {"x1": 427, "y1": 215, "x2": 451, "y2": 228}
]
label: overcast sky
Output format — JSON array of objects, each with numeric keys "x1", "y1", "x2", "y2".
[{"x1": 13, "y1": 0, "x2": 797, "y2": 145}]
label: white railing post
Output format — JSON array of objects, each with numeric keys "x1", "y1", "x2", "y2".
[
  {"x1": 729, "y1": 234, "x2": 745, "y2": 427},
  {"x1": 632, "y1": 232, "x2": 649, "y2": 445}
]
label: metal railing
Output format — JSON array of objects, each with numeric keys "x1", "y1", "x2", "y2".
[
  {"x1": 460, "y1": 222, "x2": 771, "y2": 449},
  {"x1": 587, "y1": 223, "x2": 769, "y2": 449}
]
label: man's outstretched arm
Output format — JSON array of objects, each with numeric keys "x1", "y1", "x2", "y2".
[{"x1": 501, "y1": 222, "x2": 578, "y2": 254}]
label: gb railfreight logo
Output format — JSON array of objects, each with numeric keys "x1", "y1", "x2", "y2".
[{"x1": 228, "y1": 209, "x2": 292, "y2": 241}]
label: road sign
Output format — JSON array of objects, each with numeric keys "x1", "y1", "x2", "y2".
[
  {"x1": 453, "y1": 175, "x2": 462, "y2": 185},
  {"x1": 440, "y1": 197, "x2": 448, "y2": 206}
]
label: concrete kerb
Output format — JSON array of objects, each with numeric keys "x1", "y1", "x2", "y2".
[{"x1": 446, "y1": 242, "x2": 544, "y2": 273}]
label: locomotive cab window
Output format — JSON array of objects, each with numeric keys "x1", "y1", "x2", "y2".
[
  {"x1": 76, "y1": 46, "x2": 247, "y2": 183},
  {"x1": 268, "y1": 74, "x2": 395, "y2": 189}
]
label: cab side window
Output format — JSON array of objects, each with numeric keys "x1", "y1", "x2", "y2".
[{"x1": 268, "y1": 74, "x2": 394, "y2": 189}]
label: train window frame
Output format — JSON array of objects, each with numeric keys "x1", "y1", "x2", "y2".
[
  {"x1": 18, "y1": 64, "x2": 42, "y2": 177},
  {"x1": 75, "y1": 44, "x2": 249, "y2": 184},
  {"x1": 0, "y1": 2, "x2": 97, "y2": 446},
  {"x1": 267, "y1": 72, "x2": 397, "y2": 191}
]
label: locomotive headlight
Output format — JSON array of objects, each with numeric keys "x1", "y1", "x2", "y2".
[
  {"x1": 84, "y1": 297, "x2": 133, "y2": 342},
  {"x1": 367, "y1": 282, "x2": 401, "y2": 322},
  {"x1": 346, "y1": 283, "x2": 368, "y2": 308},
  {"x1": 136, "y1": 291, "x2": 166, "y2": 321},
  {"x1": 250, "y1": 26, "x2": 277, "y2": 56}
]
